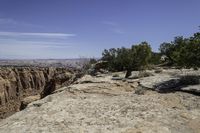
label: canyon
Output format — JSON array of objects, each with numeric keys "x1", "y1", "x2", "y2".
[{"x1": 0, "y1": 67, "x2": 77, "y2": 119}]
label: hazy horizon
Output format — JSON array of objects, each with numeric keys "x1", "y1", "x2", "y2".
[{"x1": 0, "y1": 0, "x2": 200, "y2": 59}]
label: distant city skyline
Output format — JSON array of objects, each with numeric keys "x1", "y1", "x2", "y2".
[{"x1": 0, "y1": 0, "x2": 200, "y2": 59}]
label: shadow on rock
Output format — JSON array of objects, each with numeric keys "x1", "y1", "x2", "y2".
[
  {"x1": 154, "y1": 79, "x2": 182, "y2": 93},
  {"x1": 154, "y1": 76, "x2": 200, "y2": 96}
]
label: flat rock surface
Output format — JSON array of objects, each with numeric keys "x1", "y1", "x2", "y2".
[
  {"x1": 140, "y1": 69, "x2": 200, "y2": 94},
  {"x1": 140, "y1": 74, "x2": 176, "y2": 89},
  {"x1": 0, "y1": 72, "x2": 200, "y2": 133},
  {"x1": 181, "y1": 85, "x2": 200, "y2": 93}
]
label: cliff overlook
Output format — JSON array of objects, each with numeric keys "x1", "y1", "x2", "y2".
[
  {"x1": 0, "y1": 67, "x2": 77, "y2": 119},
  {"x1": 0, "y1": 69, "x2": 199, "y2": 133}
]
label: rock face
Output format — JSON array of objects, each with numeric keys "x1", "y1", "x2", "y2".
[
  {"x1": 0, "y1": 67, "x2": 75, "y2": 119},
  {"x1": 0, "y1": 72, "x2": 199, "y2": 133}
]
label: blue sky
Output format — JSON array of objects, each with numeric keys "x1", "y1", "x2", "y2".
[{"x1": 0, "y1": 0, "x2": 200, "y2": 59}]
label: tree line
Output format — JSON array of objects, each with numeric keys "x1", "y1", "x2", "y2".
[
  {"x1": 101, "y1": 30, "x2": 200, "y2": 77},
  {"x1": 160, "y1": 32, "x2": 200, "y2": 68}
]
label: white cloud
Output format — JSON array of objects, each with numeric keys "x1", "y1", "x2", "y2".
[
  {"x1": 0, "y1": 31, "x2": 76, "y2": 58},
  {"x1": 0, "y1": 38, "x2": 73, "y2": 48},
  {"x1": 0, "y1": 38, "x2": 74, "y2": 59},
  {"x1": 0, "y1": 31, "x2": 76, "y2": 38},
  {"x1": 0, "y1": 17, "x2": 42, "y2": 28}
]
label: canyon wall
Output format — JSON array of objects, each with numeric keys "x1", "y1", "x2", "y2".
[{"x1": 0, "y1": 67, "x2": 76, "y2": 119}]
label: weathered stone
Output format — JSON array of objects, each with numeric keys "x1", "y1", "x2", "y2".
[
  {"x1": 20, "y1": 95, "x2": 40, "y2": 110},
  {"x1": 0, "y1": 67, "x2": 75, "y2": 118},
  {"x1": 181, "y1": 85, "x2": 200, "y2": 94},
  {"x1": 0, "y1": 72, "x2": 199, "y2": 133}
]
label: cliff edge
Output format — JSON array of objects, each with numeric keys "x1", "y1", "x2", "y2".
[
  {"x1": 0, "y1": 70, "x2": 199, "y2": 133},
  {"x1": 0, "y1": 67, "x2": 75, "y2": 119}
]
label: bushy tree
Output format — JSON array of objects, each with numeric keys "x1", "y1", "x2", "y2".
[
  {"x1": 159, "y1": 32, "x2": 200, "y2": 68},
  {"x1": 182, "y1": 33, "x2": 200, "y2": 68},
  {"x1": 89, "y1": 58, "x2": 97, "y2": 64},
  {"x1": 102, "y1": 48, "x2": 118, "y2": 71},
  {"x1": 131, "y1": 42, "x2": 152, "y2": 70},
  {"x1": 149, "y1": 52, "x2": 162, "y2": 65},
  {"x1": 102, "y1": 42, "x2": 152, "y2": 78},
  {"x1": 159, "y1": 42, "x2": 175, "y2": 64}
]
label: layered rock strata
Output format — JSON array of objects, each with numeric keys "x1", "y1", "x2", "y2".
[{"x1": 0, "y1": 67, "x2": 75, "y2": 119}]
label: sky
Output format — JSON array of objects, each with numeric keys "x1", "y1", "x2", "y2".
[{"x1": 0, "y1": 0, "x2": 200, "y2": 59}]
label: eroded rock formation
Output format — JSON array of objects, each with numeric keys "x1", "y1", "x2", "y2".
[{"x1": 0, "y1": 67, "x2": 75, "y2": 119}]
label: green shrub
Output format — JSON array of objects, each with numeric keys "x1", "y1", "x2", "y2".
[
  {"x1": 102, "y1": 42, "x2": 152, "y2": 78},
  {"x1": 159, "y1": 31, "x2": 200, "y2": 68}
]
